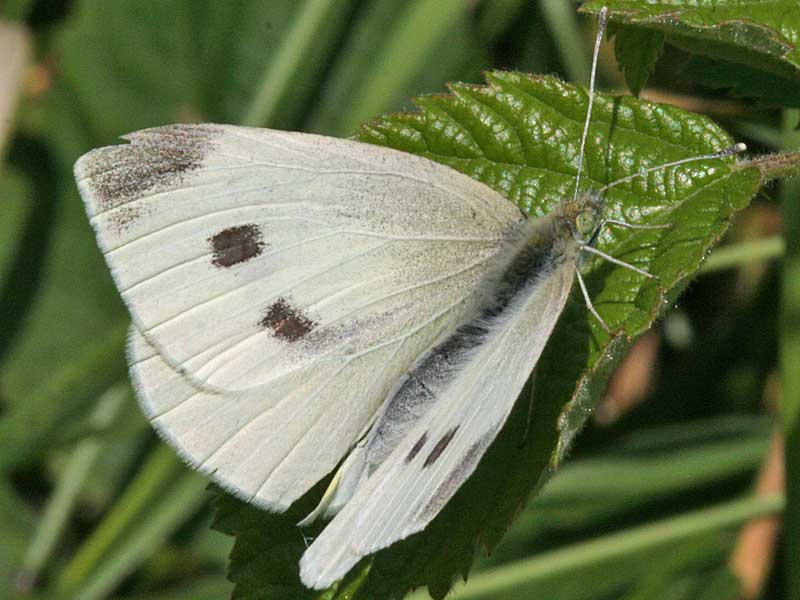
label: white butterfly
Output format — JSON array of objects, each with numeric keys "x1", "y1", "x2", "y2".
[{"x1": 74, "y1": 8, "x2": 744, "y2": 590}]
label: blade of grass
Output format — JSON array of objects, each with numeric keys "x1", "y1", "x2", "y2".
[
  {"x1": 408, "y1": 494, "x2": 784, "y2": 599},
  {"x1": 54, "y1": 444, "x2": 185, "y2": 595},
  {"x1": 500, "y1": 416, "x2": 770, "y2": 548},
  {"x1": 539, "y1": 0, "x2": 591, "y2": 84},
  {"x1": 335, "y1": 0, "x2": 471, "y2": 135},
  {"x1": 477, "y1": 0, "x2": 527, "y2": 41},
  {"x1": 780, "y1": 107, "x2": 800, "y2": 599},
  {"x1": 71, "y1": 472, "x2": 209, "y2": 600},
  {"x1": 241, "y1": 0, "x2": 338, "y2": 127},
  {"x1": 18, "y1": 384, "x2": 129, "y2": 591},
  {"x1": 304, "y1": 0, "x2": 412, "y2": 136}
]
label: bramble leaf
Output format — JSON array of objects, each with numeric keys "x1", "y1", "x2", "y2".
[
  {"x1": 582, "y1": 0, "x2": 800, "y2": 102},
  {"x1": 610, "y1": 25, "x2": 665, "y2": 96},
  {"x1": 583, "y1": 0, "x2": 800, "y2": 78}
]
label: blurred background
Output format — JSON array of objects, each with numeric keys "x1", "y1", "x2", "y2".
[{"x1": 0, "y1": 1, "x2": 795, "y2": 599}]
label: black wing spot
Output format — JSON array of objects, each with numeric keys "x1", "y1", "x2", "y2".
[
  {"x1": 405, "y1": 432, "x2": 429, "y2": 464},
  {"x1": 260, "y1": 297, "x2": 316, "y2": 342},
  {"x1": 209, "y1": 224, "x2": 265, "y2": 268},
  {"x1": 423, "y1": 425, "x2": 460, "y2": 468}
]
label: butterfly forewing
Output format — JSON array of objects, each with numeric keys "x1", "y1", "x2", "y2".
[
  {"x1": 76, "y1": 125, "x2": 524, "y2": 393},
  {"x1": 77, "y1": 124, "x2": 525, "y2": 511}
]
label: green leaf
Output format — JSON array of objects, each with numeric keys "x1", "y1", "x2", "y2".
[
  {"x1": 215, "y1": 414, "x2": 770, "y2": 600},
  {"x1": 582, "y1": 0, "x2": 800, "y2": 80},
  {"x1": 610, "y1": 25, "x2": 665, "y2": 96},
  {"x1": 211, "y1": 483, "x2": 329, "y2": 600},
  {"x1": 218, "y1": 72, "x2": 772, "y2": 599}
]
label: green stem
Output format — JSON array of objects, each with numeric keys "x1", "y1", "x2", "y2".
[
  {"x1": 700, "y1": 236, "x2": 785, "y2": 274},
  {"x1": 409, "y1": 494, "x2": 784, "y2": 599},
  {"x1": 55, "y1": 444, "x2": 184, "y2": 594},
  {"x1": 241, "y1": 0, "x2": 337, "y2": 127},
  {"x1": 780, "y1": 107, "x2": 800, "y2": 599}
]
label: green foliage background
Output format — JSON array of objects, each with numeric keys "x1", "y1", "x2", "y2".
[{"x1": 0, "y1": 1, "x2": 798, "y2": 599}]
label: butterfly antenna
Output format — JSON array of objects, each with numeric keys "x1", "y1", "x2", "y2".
[
  {"x1": 573, "y1": 6, "x2": 609, "y2": 202},
  {"x1": 598, "y1": 142, "x2": 747, "y2": 193}
]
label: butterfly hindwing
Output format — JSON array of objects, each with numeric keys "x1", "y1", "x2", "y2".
[{"x1": 300, "y1": 218, "x2": 578, "y2": 588}]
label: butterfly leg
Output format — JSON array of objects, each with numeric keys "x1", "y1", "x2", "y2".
[
  {"x1": 576, "y1": 241, "x2": 661, "y2": 332},
  {"x1": 579, "y1": 244, "x2": 658, "y2": 280},
  {"x1": 575, "y1": 268, "x2": 611, "y2": 333}
]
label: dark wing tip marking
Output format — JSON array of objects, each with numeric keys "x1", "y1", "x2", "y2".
[
  {"x1": 423, "y1": 425, "x2": 460, "y2": 468},
  {"x1": 260, "y1": 297, "x2": 317, "y2": 342},
  {"x1": 405, "y1": 432, "x2": 429, "y2": 464},
  {"x1": 209, "y1": 224, "x2": 266, "y2": 268},
  {"x1": 78, "y1": 124, "x2": 222, "y2": 214}
]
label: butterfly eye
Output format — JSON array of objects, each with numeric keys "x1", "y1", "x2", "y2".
[{"x1": 576, "y1": 210, "x2": 597, "y2": 237}]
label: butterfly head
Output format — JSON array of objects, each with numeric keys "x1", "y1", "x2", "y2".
[{"x1": 562, "y1": 191, "x2": 605, "y2": 245}]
